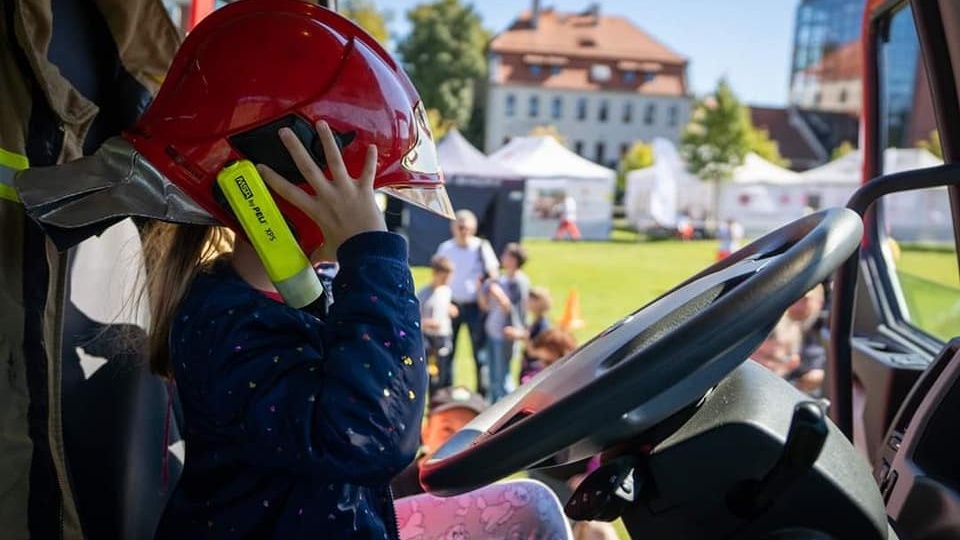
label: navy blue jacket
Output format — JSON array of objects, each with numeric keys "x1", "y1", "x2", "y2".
[{"x1": 155, "y1": 232, "x2": 426, "y2": 540}]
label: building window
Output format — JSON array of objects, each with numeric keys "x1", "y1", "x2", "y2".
[
  {"x1": 529, "y1": 95, "x2": 540, "y2": 118},
  {"x1": 595, "y1": 141, "x2": 605, "y2": 163},
  {"x1": 577, "y1": 98, "x2": 588, "y2": 120},
  {"x1": 550, "y1": 65, "x2": 562, "y2": 76},
  {"x1": 623, "y1": 102, "x2": 633, "y2": 123},
  {"x1": 623, "y1": 70, "x2": 637, "y2": 84},
  {"x1": 574, "y1": 140, "x2": 584, "y2": 156},
  {"x1": 644, "y1": 103, "x2": 656, "y2": 125},
  {"x1": 506, "y1": 94, "x2": 516, "y2": 117},
  {"x1": 667, "y1": 105, "x2": 678, "y2": 127},
  {"x1": 620, "y1": 143, "x2": 630, "y2": 158},
  {"x1": 643, "y1": 71, "x2": 656, "y2": 83},
  {"x1": 598, "y1": 99, "x2": 609, "y2": 122},
  {"x1": 529, "y1": 64, "x2": 542, "y2": 77},
  {"x1": 551, "y1": 96, "x2": 563, "y2": 119},
  {"x1": 839, "y1": 88, "x2": 849, "y2": 103}
]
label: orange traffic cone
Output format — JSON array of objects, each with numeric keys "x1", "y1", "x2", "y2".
[{"x1": 558, "y1": 289, "x2": 586, "y2": 331}]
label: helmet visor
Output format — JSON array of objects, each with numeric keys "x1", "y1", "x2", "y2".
[
  {"x1": 379, "y1": 185, "x2": 455, "y2": 219},
  {"x1": 380, "y1": 101, "x2": 455, "y2": 219}
]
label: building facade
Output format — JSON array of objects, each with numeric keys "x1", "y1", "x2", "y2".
[
  {"x1": 485, "y1": 4, "x2": 691, "y2": 168},
  {"x1": 789, "y1": 0, "x2": 864, "y2": 113}
]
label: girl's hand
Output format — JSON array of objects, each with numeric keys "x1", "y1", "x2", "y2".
[{"x1": 258, "y1": 120, "x2": 386, "y2": 260}]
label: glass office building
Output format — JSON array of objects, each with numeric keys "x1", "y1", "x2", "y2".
[
  {"x1": 789, "y1": 0, "x2": 865, "y2": 113},
  {"x1": 788, "y1": 0, "x2": 933, "y2": 148}
]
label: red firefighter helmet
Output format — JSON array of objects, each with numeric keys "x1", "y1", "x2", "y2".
[{"x1": 125, "y1": 0, "x2": 453, "y2": 254}]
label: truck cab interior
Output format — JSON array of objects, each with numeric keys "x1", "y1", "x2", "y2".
[{"x1": 7, "y1": 0, "x2": 960, "y2": 539}]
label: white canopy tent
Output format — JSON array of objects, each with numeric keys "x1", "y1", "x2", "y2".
[
  {"x1": 626, "y1": 144, "x2": 948, "y2": 240},
  {"x1": 798, "y1": 148, "x2": 948, "y2": 242},
  {"x1": 403, "y1": 129, "x2": 527, "y2": 265},
  {"x1": 625, "y1": 144, "x2": 803, "y2": 236},
  {"x1": 625, "y1": 138, "x2": 711, "y2": 231},
  {"x1": 491, "y1": 136, "x2": 616, "y2": 240},
  {"x1": 718, "y1": 153, "x2": 805, "y2": 236}
]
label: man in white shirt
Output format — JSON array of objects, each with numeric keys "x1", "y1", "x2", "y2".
[{"x1": 434, "y1": 210, "x2": 500, "y2": 395}]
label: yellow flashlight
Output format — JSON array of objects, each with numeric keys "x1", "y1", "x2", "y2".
[{"x1": 216, "y1": 160, "x2": 323, "y2": 309}]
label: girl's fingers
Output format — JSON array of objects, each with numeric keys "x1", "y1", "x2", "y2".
[
  {"x1": 360, "y1": 144, "x2": 378, "y2": 190},
  {"x1": 278, "y1": 127, "x2": 330, "y2": 195},
  {"x1": 316, "y1": 121, "x2": 350, "y2": 183},
  {"x1": 257, "y1": 164, "x2": 315, "y2": 214}
]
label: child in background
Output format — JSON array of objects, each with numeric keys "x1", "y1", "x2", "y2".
[
  {"x1": 419, "y1": 256, "x2": 458, "y2": 395},
  {"x1": 751, "y1": 319, "x2": 802, "y2": 378},
  {"x1": 785, "y1": 284, "x2": 827, "y2": 395},
  {"x1": 390, "y1": 386, "x2": 488, "y2": 499},
  {"x1": 521, "y1": 327, "x2": 576, "y2": 384},
  {"x1": 480, "y1": 243, "x2": 531, "y2": 403},
  {"x1": 519, "y1": 286, "x2": 553, "y2": 384}
]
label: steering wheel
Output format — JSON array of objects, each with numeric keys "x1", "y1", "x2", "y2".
[{"x1": 420, "y1": 208, "x2": 863, "y2": 496}]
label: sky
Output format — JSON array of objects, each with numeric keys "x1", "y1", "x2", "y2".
[{"x1": 385, "y1": 0, "x2": 799, "y2": 107}]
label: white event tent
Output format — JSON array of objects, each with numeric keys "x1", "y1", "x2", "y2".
[
  {"x1": 799, "y1": 148, "x2": 948, "y2": 243},
  {"x1": 625, "y1": 141, "x2": 804, "y2": 235},
  {"x1": 491, "y1": 136, "x2": 616, "y2": 240}
]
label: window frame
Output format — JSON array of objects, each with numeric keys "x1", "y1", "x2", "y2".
[
  {"x1": 576, "y1": 97, "x2": 588, "y2": 121},
  {"x1": 551, "y1": 96, "x2": 563, "y2": 120},
  {"x1": 857, "y1": 1, "x2": 960, "y2": 352},
  {"x1": 643, "y1": 103, "x2": 656, "y2": 125}
]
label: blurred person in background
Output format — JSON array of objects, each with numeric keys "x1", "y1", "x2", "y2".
[{"x1": 434, "y1": 210, "x2": 499, "y2": 395}]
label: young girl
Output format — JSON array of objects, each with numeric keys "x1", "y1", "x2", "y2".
[{"x1": 147, "y1": 123, "x2": 427, "y2": 539}]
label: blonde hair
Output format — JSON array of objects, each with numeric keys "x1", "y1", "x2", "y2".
[
  {"x1": 529, "y1": 286, "x2": 552, "y2": 311},
  {"x1": 141, "y1": 221, "x2": 234, "y2": 378}
]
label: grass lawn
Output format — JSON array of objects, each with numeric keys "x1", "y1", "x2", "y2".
[
  {"x1": 411, "y1": 238, "x2": 717, "y2": 390},
  {"x1": 410, "y1": 238, "x2": 959, "y2": 538},
  {"x1": 895, "y1": 248, "x2": 960, "y2": 340}
]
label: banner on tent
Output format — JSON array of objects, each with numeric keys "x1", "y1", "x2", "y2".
[{"x1": 523, "y1": 178, "x2": 613, "y2": 240}]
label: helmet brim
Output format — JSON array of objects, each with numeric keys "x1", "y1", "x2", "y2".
[{"x1": 379, "y1": 184, "x2": 456, "y2": 220}]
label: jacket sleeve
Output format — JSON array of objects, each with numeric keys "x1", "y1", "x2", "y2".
[{"x1": 210, "y1": 232, "x2": 426, "y2": 486}]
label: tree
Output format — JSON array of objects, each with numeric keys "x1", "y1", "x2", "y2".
[
  {"x1": 680, "y1": 78, "x2": 751, "y2": 228},
  {"x1": 529, "y1": 124, "x2": 566, "y2": 145},
  {"x1": 427, "y1": 108, "x2": 452, "y2": 140},
  {"x1": 917, "y1": 130, "x2": 942, "y2": 159},
  {"x1": 340, "y1": 0, "x2": 391, "y2": 45},
  {"x1": 831, "y1": 140, "x2": 856, "y2": 160},
  {"x1": 617, "y1": 140, "x2": 654, "y2": 194},
  {"x1": 747, "y1": 124, "x2": 789, "y2": 168},
  {"x1": 397, "y1": 0, "x2": 489, "y2": 129}
]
